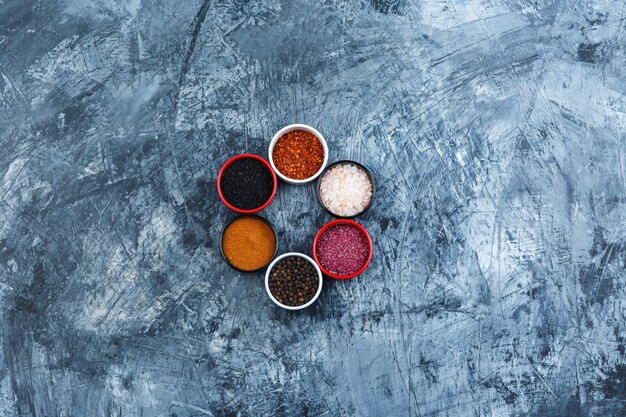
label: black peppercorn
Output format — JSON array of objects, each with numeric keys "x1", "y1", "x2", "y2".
[{"x1": 268, "y1": 256, "x2": 319, "y2": 307}]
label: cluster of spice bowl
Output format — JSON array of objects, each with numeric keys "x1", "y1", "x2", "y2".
[{"x1": 217, "y1": 124, "x2": 375, "y2": 310}]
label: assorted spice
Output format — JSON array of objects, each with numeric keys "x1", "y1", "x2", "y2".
[
  {"x1": 319, "y1": 163, "x2": 373, "y2": 217},
  {"x1": 221, "y1": 216, "x2": 276, "y2": 271},
  {"x1": 272, "y1": 129, "x2": 324, "y2": 180},
  {"x1": 268, "y1": 256, "x2": 319, "y2": 306},
  {"x1": 218, "y1": 125, "x2": 377, "y2": 308},
  {"x1": 220, "y1": 158, "x2": 273, "y2": 210},
  {"x1": 315, "y1": 223, "x2": 370, "y2": 276}
]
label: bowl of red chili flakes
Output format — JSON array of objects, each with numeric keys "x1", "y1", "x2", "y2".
[{"x1": 268, "y1": 124, "x2": 329, "y2": 185}]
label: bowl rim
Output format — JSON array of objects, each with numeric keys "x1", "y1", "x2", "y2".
[
  {"x1": 217, "y1": 153, "x2": 278, "y2": 213},
  {"x1": 220, "y1": 214, "x2": 278, "y2": 273},
  {"x1": 312, "y1": 219, "x2": 373, "y2": 280},
  {"x1": 316, "y1": 160, "x2": 376, "y2": 219},
  {"x1": 268, "y1": 124, "x2": 329, "y2": 184},
  {"x1": 264, "y1": 252, "x2": 323, "y2": 310}
]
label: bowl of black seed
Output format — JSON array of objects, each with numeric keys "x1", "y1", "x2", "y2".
[
  {"x1": 217, "y1": 153, "x2": 278, "y2": 213},
  {"x1": 265, "y1": 253, "x2": 323, "y2": 310}
]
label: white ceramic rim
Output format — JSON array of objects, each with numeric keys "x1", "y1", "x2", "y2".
[
  {"x1": 264, "y1": 252, "x2": 323, "y2": 310},
  {"x1": 268, "y1": 124, "x2": 329, "y2": 184}
]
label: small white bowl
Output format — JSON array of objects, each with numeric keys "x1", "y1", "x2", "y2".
[
  {"x1": 265, "y1": 252, "x2": 323, "y2": 310},
  {"x1": 268, "y1": 124, "x2": 329, "y2": 185}
]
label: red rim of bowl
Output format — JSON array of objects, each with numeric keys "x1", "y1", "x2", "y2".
[
  {"x1": 312, "y1": 219, "x2": 373, "y2": 280},
  {"x1": 217, "y1": 153, "x2": 278, "y2": 214}
]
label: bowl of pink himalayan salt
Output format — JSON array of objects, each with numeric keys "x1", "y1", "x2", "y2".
[
  {"x1": 316, "y1": 160, "x2": 375, "y2": 218},
  {"x1": 313, "y1": 219, "x2": 373, "y2": 280}
]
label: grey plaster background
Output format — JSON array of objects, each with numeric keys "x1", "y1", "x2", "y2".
[{"x1": 1, "y1": 0, "x2": 626, "y2": 416}]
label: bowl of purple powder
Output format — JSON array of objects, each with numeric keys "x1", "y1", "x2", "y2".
[{"x1": 313, "y1": 219, "x2": 373, "y2": 280}]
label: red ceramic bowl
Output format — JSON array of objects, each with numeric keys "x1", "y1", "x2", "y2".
[
  {"x1": 217, "y1": 154, "x2": 278, "y2": 213},
  {"x1": 313, "y1": 219, "x2": 373, "y2": 280}
]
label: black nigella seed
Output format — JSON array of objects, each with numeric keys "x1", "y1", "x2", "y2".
[{"x1": 221, "y1": 158, "x2": 273, "y2": 210}]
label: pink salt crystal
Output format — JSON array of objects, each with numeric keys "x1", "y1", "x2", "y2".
[
  {"x1": 319, "y1": 163, "x2": 373, "y2": 217},
  {"x1": 316, "y1": 224, "x2": 369, "y2": 276}
]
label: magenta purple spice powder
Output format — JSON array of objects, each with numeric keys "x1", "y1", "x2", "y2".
[{"x1": 316, "y1": 224, "x2": 369, "y2": 276}]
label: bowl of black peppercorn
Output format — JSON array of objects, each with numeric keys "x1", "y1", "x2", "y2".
[
  {"x1": 217, "y1": 153, "x2": 278, "y2": 213},
  {"x1": 265, "y1": 252, "x2": 323, "y2": 310}
]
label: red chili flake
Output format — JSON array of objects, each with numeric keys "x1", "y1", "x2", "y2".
[
  {"x1": 316, "y1": 224, "x2": 369, "y2": 276},
  {"x1": 272, "y1": 129, "x2": 324, "y2": 180}
]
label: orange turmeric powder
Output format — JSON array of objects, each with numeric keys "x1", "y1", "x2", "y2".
[{"x1": 222, "y1": 216, "x2": 276, "y2": 271}]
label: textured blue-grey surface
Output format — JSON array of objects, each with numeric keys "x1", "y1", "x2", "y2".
[{"x1": 1, "y1": 0, "x2": 626, "y2": 416}]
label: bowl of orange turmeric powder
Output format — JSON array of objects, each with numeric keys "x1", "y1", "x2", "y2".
[
  {"x1": 220, "y1": 215, "x2": 278, "y2": 272},
  {"x1": 268, "y1": 124, "x2": 328, "y2": 185}
]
